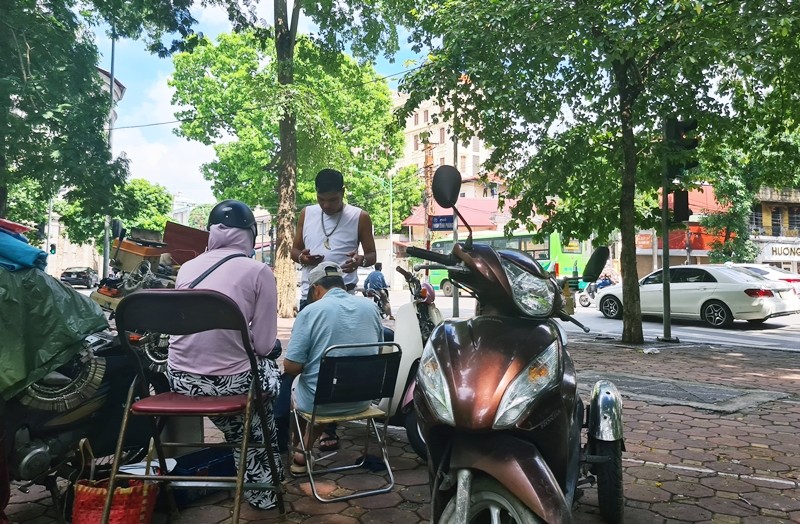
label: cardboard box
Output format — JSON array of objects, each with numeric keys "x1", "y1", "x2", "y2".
[{"x1": 111, "y1": 239, "x2": 169, "y2": 273}]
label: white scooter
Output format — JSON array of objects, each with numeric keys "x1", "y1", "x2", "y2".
[{"x1": 377, "y1": 266, "x2": 443, "y2": 461}]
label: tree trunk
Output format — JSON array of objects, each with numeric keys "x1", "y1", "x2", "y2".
[
  {"x1": 613, "y1": 59, "x2": 644, "y2": 344},
  {"x1": 274, "y1": 0, "x2": 299, "y2": 318}
]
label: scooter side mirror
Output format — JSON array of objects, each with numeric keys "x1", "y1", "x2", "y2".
[
  {"x1": 582, "y1": 246, "x2": 610, "y2": 282},
  {"x1": 432, "y1": 165, "x2": 462, "y2": 209}
]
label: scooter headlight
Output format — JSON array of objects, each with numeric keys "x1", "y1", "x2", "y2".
[
  {"x1": 501, "y1": 258, "x2": 555, "y2": 317},
  {"x1": 417, "y1": 339, "x2": 455, "y2": 425},
  {"x1": 493, "y1": 341, "x2": 559, "y2": 429}
]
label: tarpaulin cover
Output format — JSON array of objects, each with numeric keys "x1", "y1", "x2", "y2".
[{"x1": 0, "y1": 267, "x2": 108, "y2": 400}]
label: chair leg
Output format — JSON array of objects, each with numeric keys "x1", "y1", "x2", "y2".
[
  {"x1": 101, "y1": 381, "x2": 137, "y2": 524},
  {"x1": 254, "y1": 395, "x2": 285, "y2": 514},
  {"x1": 230, "y1": 396, "x2": 254, "y2": 524}
]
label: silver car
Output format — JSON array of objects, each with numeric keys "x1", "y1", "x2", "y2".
[{"x1": 596, "y1": 265, "x2": 800, "y2": 328}]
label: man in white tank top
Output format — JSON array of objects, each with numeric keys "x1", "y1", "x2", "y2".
[{"x1": 291, "y1": 168, "x2": 377, "y2": 310}]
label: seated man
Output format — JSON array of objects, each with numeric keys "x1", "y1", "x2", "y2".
[{"x1": 283, "y1": 263, "x2": 383, "y2": 474}]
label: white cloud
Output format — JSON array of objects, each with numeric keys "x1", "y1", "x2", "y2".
[{"x1": 112, "y1": 75, "x2": 217, "y2": 204}]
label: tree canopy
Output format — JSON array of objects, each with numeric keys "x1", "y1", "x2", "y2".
[
  {"x1": 58, "y1": 178, "x2": 174, "y2": 246},
  {"x1": 0, "y1": 0, "x2": 129, "y2": 223},
  {"x1": 398, "y1": 0, "x2": 800, "y2": 342}
]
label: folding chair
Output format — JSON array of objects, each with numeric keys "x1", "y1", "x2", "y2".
[
  {"x1": 290, "y1": 342, "x2": 401, "y2": 502},
  {"x1": 103, "y1": 289, "x2": 284, "y2": 523}
]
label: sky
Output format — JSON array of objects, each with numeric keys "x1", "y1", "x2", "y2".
[{"x1": 93, "y1": 5, "x2": 419, "y2": 205}]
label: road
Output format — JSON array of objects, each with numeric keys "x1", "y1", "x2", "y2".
[
  {"x1": 80, "y1": 286, "x2": 799, "y2": 352},
  {"x1": 387, "y1": 289, "x2": 800, "y2": 352}
]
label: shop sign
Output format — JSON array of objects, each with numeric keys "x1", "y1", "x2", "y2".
[{"x1": 762, "y1": 243, "x2": 800, "y2": 261}]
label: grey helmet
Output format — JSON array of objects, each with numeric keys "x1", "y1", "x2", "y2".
[{"x1": 208, "y1": 200, "x2": 257, "y2": 243}]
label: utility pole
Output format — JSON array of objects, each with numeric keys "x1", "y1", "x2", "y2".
[
  {"x1": 423, "y1": 142, "x2": 435, "y2": 279},
  {"x1": 452, "y1": 126, "x2": 459, "y2": 317}
]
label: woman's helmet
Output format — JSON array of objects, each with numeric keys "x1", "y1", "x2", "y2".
[{"x1": 208, "y1": 200, "x2": 258, "y2": 244}]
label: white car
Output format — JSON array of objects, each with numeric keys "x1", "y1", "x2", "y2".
[
  {"x1": 728, "y1": 263, "x2": 800, "y2": 295},
  {"x1": 596, "y1": 265, "x2": 800, "y2": 328}
]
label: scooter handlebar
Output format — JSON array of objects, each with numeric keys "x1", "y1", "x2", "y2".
[
  {"x1": 396, "y1": 266, "x2": 413, "y2": 281},
  {"x1": 406, "y1": 246, "x2": 456, "y2": 266}
]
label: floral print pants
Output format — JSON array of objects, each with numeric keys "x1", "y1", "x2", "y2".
[{"x1": 168, "y1": 358, "x2": 284, "y2": 509}]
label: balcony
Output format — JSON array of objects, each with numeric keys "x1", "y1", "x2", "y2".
[{"x1": 751, "y1": 226, "x2": 800, "y2": 238}]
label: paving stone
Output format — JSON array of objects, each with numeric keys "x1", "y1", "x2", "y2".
[
  {"x1": 651, "y1": 501, "x2": 713, "y2": 521},
  {"x1": 659, "y1": 480, "x2": 715, "y2": 498},
  {"x1": 737, "y1": 490, "x2": 800, "y2": 512},
  {"x1": 700, "y1": 476, "x2": 762, "y2": 494},
  {"x1": 398, "y1": 484, "x2": 429, "y2": 503},
  {"x1": 348, "y1": 491, "x2": 403, "y2": 509},
  {"x1": 392, "y1": 468, "x2": 429, "y2": 486},
  {"x1": 695, "y1": 496, "x2": 759, "y2": 517},
  {"x1": 360, "y1": 507, "x2": 424, "y2": 523},
  {"x1": 625, "y1": 482, "x2": 672, "y2": 503}
]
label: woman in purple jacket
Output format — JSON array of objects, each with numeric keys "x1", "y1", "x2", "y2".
[{"x1": 167, "y1": 200, "x2": 283, "y2": 511}]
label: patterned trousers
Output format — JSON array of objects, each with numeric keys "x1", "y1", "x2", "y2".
[{"x1": 168, "y1": 358, "x2": 284, "y2": 509}]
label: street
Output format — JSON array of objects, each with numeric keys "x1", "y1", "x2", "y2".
[{"x1": 387, "y1": 289, "x2": 800, "y2": 352}]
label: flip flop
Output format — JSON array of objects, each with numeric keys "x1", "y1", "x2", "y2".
[{"x1": 318, "y1": 433, "x2": 340, "y2": 452}]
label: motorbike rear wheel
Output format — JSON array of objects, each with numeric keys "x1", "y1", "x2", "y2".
[
  {"x1": 440, "y1": 477, "x2": 543, "y2": 523},
  {"x1": 590, "y1": 438, "x2": 624, "y2": 523}
]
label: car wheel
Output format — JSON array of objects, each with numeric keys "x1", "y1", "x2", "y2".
[
  {"x1": 702, "y1": 300, "x2": 733, "y2": 328},
  {"x1": 600, "y1": 296, "x2": 623, "y2": 319}
]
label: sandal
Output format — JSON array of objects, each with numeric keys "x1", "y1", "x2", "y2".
[
  {"x1": 318, "y1": 433, "x2": 340, "y2": 452},
  {"x1": 290, "y1": 456, "x2": 308, "y2": 476}
]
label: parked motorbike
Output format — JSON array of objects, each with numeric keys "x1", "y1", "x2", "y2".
[
  {"x1": 375, "y1": 267, "x2": 443, "y2": 461},
  {"x1": 1, "y1": 312, "x2": 168, "y2": 520},
  {"x1": 409, "y1": 166, "x2": 625, "y2": 524}
]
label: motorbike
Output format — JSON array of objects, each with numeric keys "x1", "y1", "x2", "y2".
[
  {"x1": 409, "y1": 165, "x2": 625, "y2": 524},
  {"x1": 375, "y1": 267, "x2": 443, "y2": 461},
  {"x1": 577, "y1": 277, "x2": 614, "y2": 308},
  {"x1": 1, "y1": 299, "x2": 168, "y2": 521},
  {"x1": 361, "y1": 286, "x2": 392, "y2": 319}
]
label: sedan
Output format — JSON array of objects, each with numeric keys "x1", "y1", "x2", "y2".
[
  {"x1": 596, "y1": 265, "x2": 800, "y2": 328},
  {"x1": 60, "y1": 267, "x2": 99, "y2": 288}
]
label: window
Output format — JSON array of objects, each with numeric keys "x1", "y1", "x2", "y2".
[
  {"x1": 789, "y1": 206, "x2": 800, "y2": 233},
  {"x1": 562, "y1": 238, "x2": 583, "y2": 254},
  {"x1": 413, "y1": 134, "x2": 419, "y2": 151},
  {"x1": 472, "y1": 155, "x2": 480, "y2": 176},
  {"x1": 424, "y1": 110, "x2": 429, "y2": 122},
  {"x1": 642, "y1": 271, "x2": 664, "y2": 285},
  {"x1": 771, "y1": 207, "x2": 783, "y2": 236},
  {"x1": 472, "y1": 136, "x2": 480, "y2": 152},
  {"x1": 672, "y1": 268, "x2": 716, "y2": 284},
  {"x1": 750, "y1": 204, "x2": 763, "y2": 233},
  {"x1": 440, "y1": 127, "x2": 446, "y2": 143},
  {"x1": 414, "y1": 113, "x2": 419, "y2": 125},
  {"x1": 439, "y1": 157, "x2": 445, "y2": 166},
  {"x1": 460, "y1": 155, "x2": 467, "y2": 172}
]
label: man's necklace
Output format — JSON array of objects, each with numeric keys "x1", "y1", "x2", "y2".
[{"x1": 321, "y1": 207, "x2": 343, "y2": 249}]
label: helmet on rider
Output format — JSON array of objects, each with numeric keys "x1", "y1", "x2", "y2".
[
  {"x1": 208, "y1": 200, "x2": 258, "y2": 245},
  {"x1": 420, "y1": 282, "x2": 436, "y2": 305}
]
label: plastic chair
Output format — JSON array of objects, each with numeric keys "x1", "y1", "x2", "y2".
[
  {"x1": 290, "y1": 342, "x2": 401, "y2": 502},
  {"x1": 103, "y1": 289, "x2": 285, "y2": 523}
]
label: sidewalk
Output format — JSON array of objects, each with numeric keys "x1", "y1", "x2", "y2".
[{"x1": 6, "y1": 317, "x2": 800, "y2": 523}]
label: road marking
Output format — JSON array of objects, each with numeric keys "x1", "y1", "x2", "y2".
[{"x1": 623, "y1": 458, "x2": 799, "y2": 488}]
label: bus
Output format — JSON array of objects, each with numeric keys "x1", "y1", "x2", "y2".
[{"x1": 426, "y1": 231, "x2": 592, "y2": 296}]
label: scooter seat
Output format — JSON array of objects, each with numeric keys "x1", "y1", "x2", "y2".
[{"x1": 131, "y1": 392, "x2": 248, "y2": 415}]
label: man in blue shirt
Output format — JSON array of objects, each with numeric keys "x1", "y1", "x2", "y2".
[
  {"x1": 283, "y1": 263, "x2": 383, "y2": 473},
  {"x1": 363, "y1": 262, "x2": 392, "y2": 319}
]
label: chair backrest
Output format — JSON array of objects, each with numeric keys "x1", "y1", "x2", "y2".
[
  {"x1": 115, "y1": 289, "x2": 257, "y2": 395},
  {"x1": 314, "y1": 343, "x2": 401, "y2": 406}
]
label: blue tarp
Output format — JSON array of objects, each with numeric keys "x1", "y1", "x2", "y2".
[{"x1": 0, "y1": 229, "x2": 47, "y2": 271}]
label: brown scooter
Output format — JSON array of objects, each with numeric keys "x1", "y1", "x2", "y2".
[{"x1": 409, "y1": 166, "x2": 625, "y2": 524}]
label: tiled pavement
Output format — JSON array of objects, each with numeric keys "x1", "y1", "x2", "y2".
[{"x1": 6, "y1": 317, "x2": 800, "y2": 523}]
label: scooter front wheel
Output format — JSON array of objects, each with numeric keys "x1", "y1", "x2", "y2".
[
  {"x1": 590, "y1": 438, "x2": 624, "y2": 523},
  {"x1": 403, "y1": 410, "x2": 427, "y2": 462},
  {"x1": 440, "y1": 477, "x2": 543, "y2": 524}
]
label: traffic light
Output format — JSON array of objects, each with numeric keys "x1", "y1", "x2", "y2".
[
  {"x1": 664, "y1": 117, "x2": 699, "y2": 222},
  {"x1": 49, "y1": 243, "x2": 56, "y2": 255}
]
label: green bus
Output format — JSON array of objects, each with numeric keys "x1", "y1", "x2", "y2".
[{"x1": 426, "y1": 231, "x2": 591, "y2": 296}]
